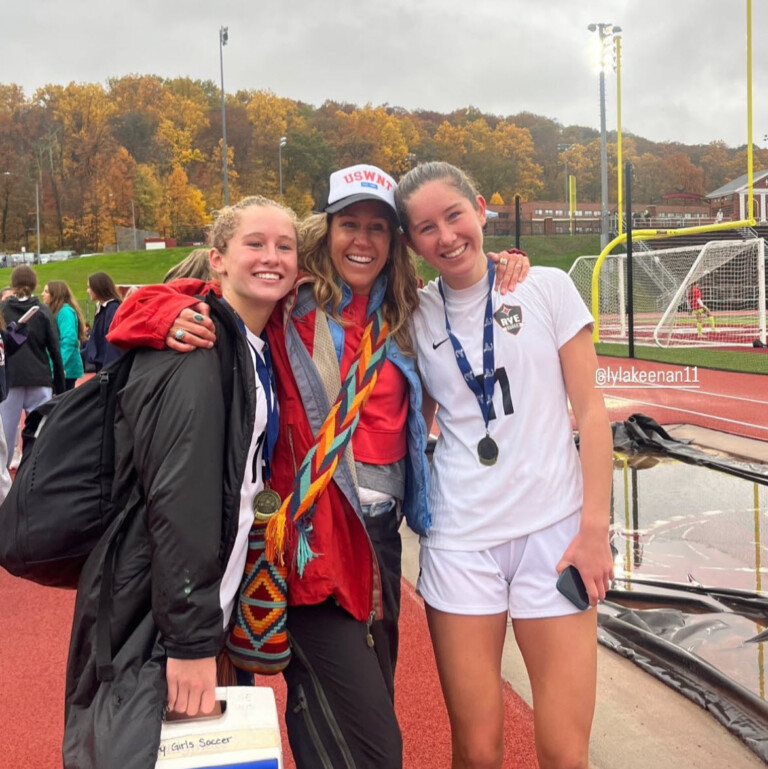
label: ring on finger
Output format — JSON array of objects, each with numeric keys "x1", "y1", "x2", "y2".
[
  {"x1": 174, "y1": 329, "x2": 186, "y2": 342},
  {"x1": 499, "y1": 257, "x2": 509, "y2": 266},
  {"x1": 193, "y1": 313, "x2": 204, "y2": 323}
]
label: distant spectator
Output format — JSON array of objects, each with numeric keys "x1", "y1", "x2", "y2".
[
  {"x1": 0, "y1": 265, "x2": 65, "y2": 467},
  {"x1": 0, "y1": 312, "x2": 29, "y2": 499},
  {"x1": 715, "y1": 208, "x2": 724, "y2": 223},
  {"x1": 163, "y1": 248, "x2": 212, "y2": 283},
  {"x1": 688, "y1": 281, "x2": 716, "y2": 337},
  {"x1": 83, "y1": 271, "x2": 122, "y2": 371},
  {"x1": 42, "y1": 280, "x2": 87, "y2": 390}
]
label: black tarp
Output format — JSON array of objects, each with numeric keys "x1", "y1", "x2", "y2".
[
  {"x1": 603, "y1": 414, "x2": 768, "y2": 761},
  {"x1": 612, "y1": 413, "x2": 768, "y2": 486}
]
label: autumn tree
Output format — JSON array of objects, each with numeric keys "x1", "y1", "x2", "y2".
[
  {"x1": 158, "y1": 165, "x2": 209, "y2": 242},
  {"x1": 0, "y1": 76, "x2": 762, "y2": 251},
  {"x1": 331, "y1": 105, "x2": 410, "y2": 175}
]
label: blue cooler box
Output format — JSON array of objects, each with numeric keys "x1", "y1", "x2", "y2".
[{"x1": 155, "y1": 686, "x2": 282, "y2": 769}]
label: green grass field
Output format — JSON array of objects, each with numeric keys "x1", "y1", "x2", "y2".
[
  {"x1": 0, "y1": 248, "x2": 195, "y2": 318},
  {"x1": 3, "y1": 237, "x2": 763, "y2": 376},
  {"x1": 2, "y1": 236, "x2": 598, "y2": 313},
  {"x1": 596, "y1": 342, "x2": 767, "y2": 375}
]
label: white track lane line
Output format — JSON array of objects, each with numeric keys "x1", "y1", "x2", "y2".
[
  {"x1": 604, "y1": 394, "x2": 768, "y2": 433},
  {"x1": 678, "y1": 387, "x2": 768, "y2": 407}
]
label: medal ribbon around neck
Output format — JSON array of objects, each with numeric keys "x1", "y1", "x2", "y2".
[
  {"x1": 438, "y1": 258, "x2": 498, "y2": 461},
  {"x1": 227, "y1": 302, "x2": 279, "y2": 483}
]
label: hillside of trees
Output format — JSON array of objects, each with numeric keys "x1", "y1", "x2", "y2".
[{"x1": 2, "y1": 75, "x2": 766, "y2": 252}]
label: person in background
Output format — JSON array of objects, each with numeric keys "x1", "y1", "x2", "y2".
[
  {"x1": 83, "y1": 272, "x2": 122, "y2": 370},
  {"x1": 0, "y1": 309, "x2": 30, "y2": 498},
  {"x1": 42, "y1": 281, "x2": 86, "y2": 390},
  {"x1": 0, "y1": 265, "x2": 65, "y2": 467},
  {"x1": 163, "y1": 248, "x2": 212, "y2": 283},
  {"x1": 0, "y1": 286, "x2": 14, "y2": 301},
  {"x1": 688, "y1": 281, "x2": 716, "y2": 337}
]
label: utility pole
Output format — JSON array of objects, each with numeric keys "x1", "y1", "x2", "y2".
[{"x1": 219, "y1": 26, "x2": 230, "y2": 206}]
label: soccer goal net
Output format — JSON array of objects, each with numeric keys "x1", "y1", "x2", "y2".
[
  {"x1": 654, "y1": 238, "x2": 766, "y2": 348},
  {"x1": 568, "y1": 238, "x2": 766, "y2": 347}
]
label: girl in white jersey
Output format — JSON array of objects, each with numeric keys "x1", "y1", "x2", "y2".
[{"x1": 395, "y1": 162, "x2": 614, "y2": 769}]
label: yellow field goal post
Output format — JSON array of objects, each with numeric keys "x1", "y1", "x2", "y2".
[{"x1": 590, "y1": 0, "x2": 762, "y2": 346}]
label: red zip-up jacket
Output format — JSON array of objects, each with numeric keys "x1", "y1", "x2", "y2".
[{"x1": 108, "y1": 280, "x2": 377, "y2": 622}]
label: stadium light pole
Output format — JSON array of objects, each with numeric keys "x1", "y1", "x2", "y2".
[
  {"x1": 131, "y1": 199, "x2": 138, "y2": 250},
  {"x1": 588, "y1": 23, "x2": 621, "y2": 249},
  {"x1": 219, "y1": 25, "x2": 230, "y2": 206},
  {"x1": 557, "y1": 143, "x2": 573, "y2": 205},
  {"x1": 614, "y1": 32, "x2": 623, "y2": 236},
  {"x1": 35, "y1": 181, "x2": 41, "y2": 262},
  {"x1": 278, "y1": 136, "x2": 287, "y2": 200}
]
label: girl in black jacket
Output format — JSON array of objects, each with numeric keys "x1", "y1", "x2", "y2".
[
  {"x1": 0, "y1": 265, "x2": 65, "y2": 467},
  {"x1": 63, "y1": 196, "x2": 299, "y2": 769}
]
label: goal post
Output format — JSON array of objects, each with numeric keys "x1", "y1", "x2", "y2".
[
  {"x1": 569, "y1": 254, "x2": 626, "y2": 340},
  {"x1": 571, "y1": 238, "x2": 767, "y2": 348},
  {"x1": 654, "y1": 238, "x2": 766, "y2": 348}
]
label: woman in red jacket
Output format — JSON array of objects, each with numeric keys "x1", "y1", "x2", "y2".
[{"x1": 108, "y1": 166, "x2": 528, "y2": 769}]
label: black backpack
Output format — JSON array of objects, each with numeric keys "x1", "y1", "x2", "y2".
[{"x1": 0, "y1": 350, "x2": 137, "y2": 588}]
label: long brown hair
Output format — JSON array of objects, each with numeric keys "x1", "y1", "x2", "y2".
[
  {"x1": 10, "y1": 265, "x2": 37, "y2": 298},
  {"x1": 298, "y1": 211, "x2": 419, "y2": 356},
  {"x1": 395, "y1": 161, "x2": 482, "y2": 236},
  {"x1": 87, "y1": 272, "x2": 122, "y2": 304},
  {"x1": 45, "y1": 280, "x2": 87, "y2": 341}
]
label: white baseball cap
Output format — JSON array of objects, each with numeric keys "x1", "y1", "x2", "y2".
[{"x1": 324, "y1": 164, "x2": 398, "y2": 216}]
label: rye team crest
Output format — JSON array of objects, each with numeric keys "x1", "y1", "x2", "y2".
[{"x1": 494, "y1": 305, "x2": 523, "y2": 335}]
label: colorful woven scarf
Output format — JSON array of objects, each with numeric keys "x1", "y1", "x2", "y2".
[
  {"x1": 226, "y1": 306, "x2": 390, "y2": 674},
  {"x1": 265, "y1": 307, "x2": 390, "y2": 573}
]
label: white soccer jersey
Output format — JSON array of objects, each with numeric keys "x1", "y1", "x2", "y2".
[
  {"x1": 219, "y1": 328, "x2": 270, "y2": 627},
  {"x1": 412, "y1": 266, "x2": 593, "y2": 551}
]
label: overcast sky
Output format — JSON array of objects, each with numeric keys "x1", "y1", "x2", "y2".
[{"x1": 4, "y1": 0, "x2": 766, "y2": 149}]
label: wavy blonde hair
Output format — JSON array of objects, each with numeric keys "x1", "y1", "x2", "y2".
[
  {"x1": 298, "y1": 211, "x2": 419, "y2": 356},
  {"x1": 163, "y1": 248, "x2": 212, "y2": 283},
  {"x1": 208, "y1": 196, "x2": 299, "y2": 253}
]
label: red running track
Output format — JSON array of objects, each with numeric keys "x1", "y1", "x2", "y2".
[
  {"x1": 596, "y1": 355, "x2": 768, "y2": 440},
  {"x1": 0, "y1": 570, "x2": 538, "y2": 769}
]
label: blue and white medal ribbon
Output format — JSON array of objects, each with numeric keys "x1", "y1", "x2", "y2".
[{"x1": 438, "y1": 259, "x2": 499, "y2": 465}]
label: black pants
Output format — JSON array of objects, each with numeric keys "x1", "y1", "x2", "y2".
[
  {"x1": 283, "y1": 510, "x2": 403, "y2": 769},
  {"x1": 365, "y1": 507, "x2": 403, "y2": 695}
]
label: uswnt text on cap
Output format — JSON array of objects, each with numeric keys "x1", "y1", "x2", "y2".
[{"x1": 343, "y1": 169, "x2": 394, "y2": 190}]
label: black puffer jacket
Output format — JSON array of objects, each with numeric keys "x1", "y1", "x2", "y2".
[
  {"x1": 1, "y1": 295, "x2": 65, "y2": 392},
  {"x1": 62, "y1": 297, "x2": 257, "y2": 769}
]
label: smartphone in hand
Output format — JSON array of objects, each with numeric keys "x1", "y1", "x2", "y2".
[
  {"x1": 556, "y1": 565, "x2": 590, "y2": 610},
  {"x1": 17, "y1": 305, "x2": 40, "y2": 324}
]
